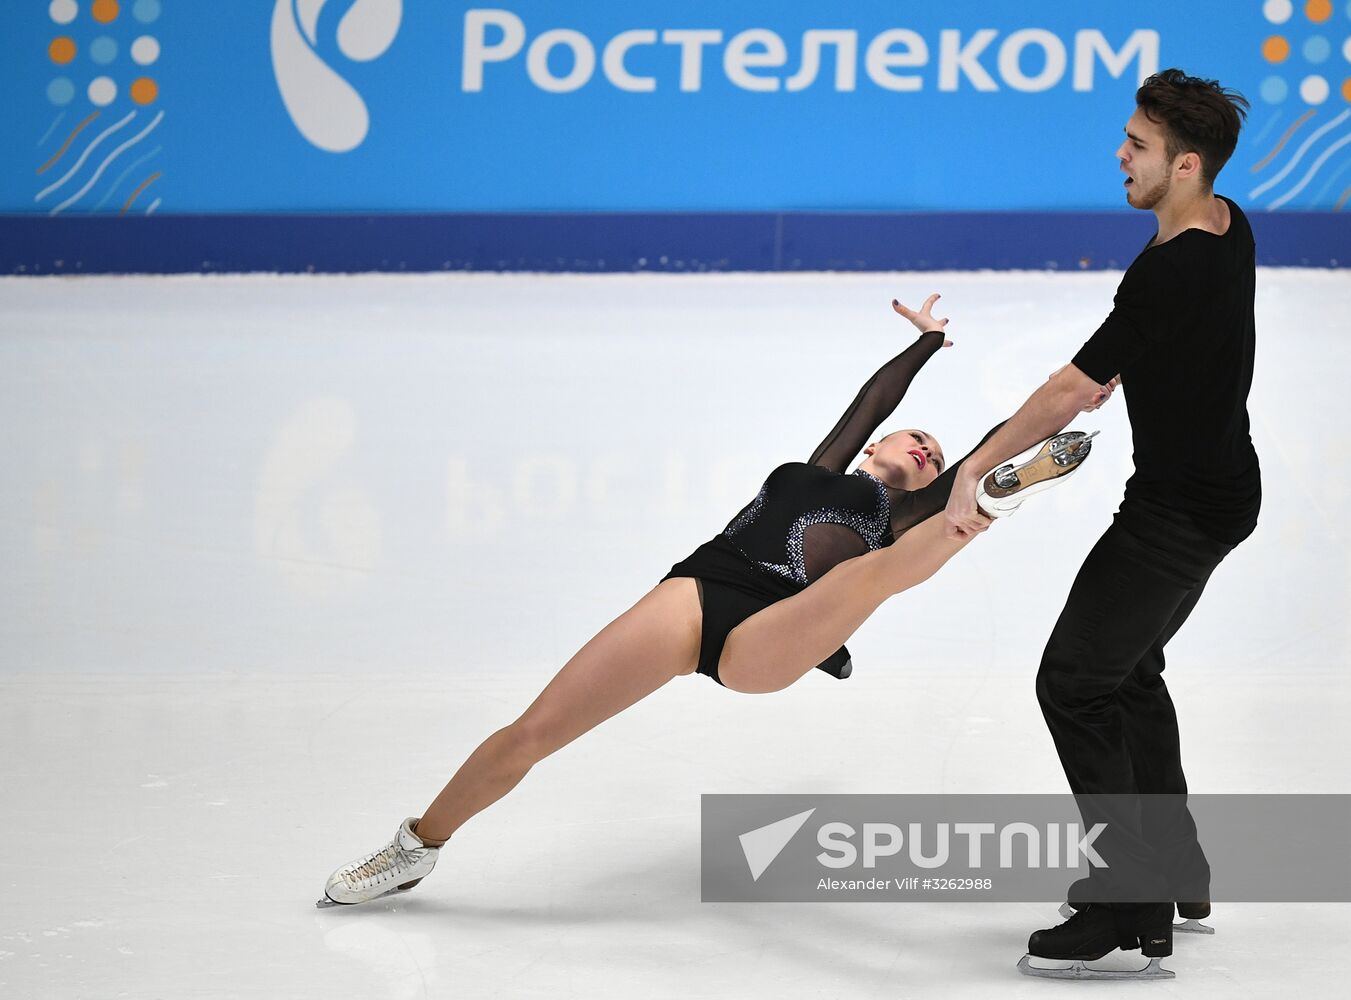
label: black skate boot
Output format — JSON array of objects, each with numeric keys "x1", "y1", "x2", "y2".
[
  {"x1": 1175, "y1": 899, "x2": 1214, "y2": 935},
  {"x1": 1060, "y1": 877, "x2": 1214, "y2": 936},
  {"x1": 1017, "y1": 902, "x2": 1175, "y2": 980}
]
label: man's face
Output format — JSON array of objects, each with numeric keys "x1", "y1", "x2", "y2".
[{"x1": 1114, "y1": 108, "x2": 1174, "y2": 210}]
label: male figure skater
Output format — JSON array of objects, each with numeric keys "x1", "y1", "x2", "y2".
[{"x1": 946, "y1": 69, "x2": 1259, "y2": 980}]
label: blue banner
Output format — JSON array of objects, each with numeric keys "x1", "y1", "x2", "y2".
[{"x1": 6, "y1": 1, "x2": 1351, "y2": 216}]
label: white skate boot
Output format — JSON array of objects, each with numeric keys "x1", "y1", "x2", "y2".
[
  {"x1": 316, "y1": 816, "x2": 441, "y2": 908},
  {"x1": 976, "y1": 431, "x2": 1098, "y2": 518}
]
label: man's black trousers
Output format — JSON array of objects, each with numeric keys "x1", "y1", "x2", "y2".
[{"x1": 1036, "y1": 498, "x2": 1236, "y2": 902}]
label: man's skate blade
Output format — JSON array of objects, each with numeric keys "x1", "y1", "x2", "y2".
[
  {"x1": 1174, "y1": 918, "x2": 1215, "y2": 935},
  {"x1": 1017, "y1": 954, "x2": 1175, "y2": 980}
]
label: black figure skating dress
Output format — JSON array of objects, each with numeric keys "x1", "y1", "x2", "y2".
[{"x1": 661, "y1": 330, "x2": 1000, "y2": 685}]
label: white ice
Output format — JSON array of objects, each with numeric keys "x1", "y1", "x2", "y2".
[{"x1": 1, "y1": 270, "x2": 1347, "y2": 999}]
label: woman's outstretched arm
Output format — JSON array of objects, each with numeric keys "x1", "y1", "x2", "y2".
[{"x1": 808, "y1": 295, "x2": 951, "y2": 474}]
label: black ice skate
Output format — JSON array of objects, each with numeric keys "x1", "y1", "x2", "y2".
[
  {"x1": 1058, "y1": 876, "x2": 1214, "y2": 936},
  {"x1": 1174, "y1": 899, "x2": 1215, "y2": 935},
  {"x1": 1017, "y1": 902, "x2": 1175, "y2": 981}
]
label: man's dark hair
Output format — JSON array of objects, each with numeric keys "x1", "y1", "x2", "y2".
[{"x1": 1136, "y1": 68, "x2": 1250, "y2": 186}]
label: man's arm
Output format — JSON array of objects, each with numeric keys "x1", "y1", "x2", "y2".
[
  {"x1": 943, "y1": 250, "x2": 1173, "y2": 539},
  {"x1": 942, "y1": 363, "x2": 1104, "y2": 537}
]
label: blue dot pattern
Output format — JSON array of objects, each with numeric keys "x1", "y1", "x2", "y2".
[
  {"x1": 47, "y1": 77, "x2": 75, "y2": 106},
  {"x1": 90, "y1": 36, "x2": 118, "y2": 65},
  {"x1": 1261, "y1": 75, "x2": 1289, "y2": 103}
]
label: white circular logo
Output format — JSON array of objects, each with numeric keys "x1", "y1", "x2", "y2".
[{"x1": 270, "y1": 0, "x2": 403, "y2": 153}]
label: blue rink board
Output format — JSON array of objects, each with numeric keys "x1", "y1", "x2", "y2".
[{"x1": 1, "y1": 212, "x2": 1346, "y2": 274}]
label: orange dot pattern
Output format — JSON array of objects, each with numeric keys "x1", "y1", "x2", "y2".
[
  {"x1": 131, "y1": 77, "x2": 158, "y2": 105},
  {"x1": 1262, "y1": 35, "x2": 1291, "y2": 62},
  {"x1": 48, "y1": 37, "x2": 76, "y2": 65},
  {"x1": 1342, "y1": 78, "x2": 1351, "y2": 103},
  {"x1": 92, "y1": 0, "x2": 120, "y2": 23},
  {"x1": 1304, "y1": 0, "x2": 1332, "y2": 22}
]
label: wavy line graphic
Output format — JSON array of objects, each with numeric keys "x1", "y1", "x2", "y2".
[
  {"x1": 36, "y1": 111, "x2": 135, "y2": 201},
  {"x1": 50, "y1": 111, "x2": 164, "y2": 215},
  {"x1": 37, "y1": 111, "x2": 101, "y2": 175},
  {"x1": 121, "y1": 171, "x2": 162, "y2": 214},
  {"x1": 1337, "y1": 185, "x2": 1351, "y2": 211},
  {"x1": 1269, "y1": 132, "x2": 1351, "y2": 210},
  {"x1": 1250, "y1": 110, "x2": 1350, "y2": 199},
  {"x1": 1249, "y1": 111, "x2": 1285, "y2": 149},
  {"x1": 146, "y1": 197, "x2": 162, "y2": 215},
  {"x1": 1312, "y1": 157, "x2": 1351, "y2": 207},
  {"x1": 38, "y1": 111, "x2": 67, "y2": 148},
  {"x1": 90, "y1": 145, "x2": 161, "y2": 212},
  {"x1": 1251, "y1": 109, "x2": 1316, "y2": 173}
]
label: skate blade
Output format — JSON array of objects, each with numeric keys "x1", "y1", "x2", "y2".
[
  {"x1": 1174, "y1": 918, "x2": 1215, "y2": 935},
  {"x1": 1017, "y1": 954, "x2": 1175, "y2": 981},
  {"x1": 315, "y1": 881, "x2": 420, "y2": 909}
]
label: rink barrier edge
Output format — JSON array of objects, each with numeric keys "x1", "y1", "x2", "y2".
[{"x1": 1, "y1": 212, "x2": 1346, "y2": 274}]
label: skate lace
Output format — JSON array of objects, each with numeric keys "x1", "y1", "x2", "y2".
[{"x1": 346, "y1": 842, "x2": 414, "y2": 888}]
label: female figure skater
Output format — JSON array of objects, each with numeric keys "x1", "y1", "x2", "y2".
[{"x1": 317, "y1": 294, "x2": 1099, "y2": 907}]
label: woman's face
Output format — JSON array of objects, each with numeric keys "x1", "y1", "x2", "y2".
[{"x1": 865, "y1": 428, "x2": 945, "y2": 489}]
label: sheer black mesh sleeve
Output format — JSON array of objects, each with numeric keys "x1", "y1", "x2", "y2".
[
  {"x1": 808, "y1": 331, "x2": 946, "y2": 474},
  {"x1": 886, "y1": 421, "x2": 1006, "y2": 539}
]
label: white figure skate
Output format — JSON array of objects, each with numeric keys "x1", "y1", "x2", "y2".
[
  {"x1": 316, "y1": 816, "x2": 441, "y2": 908},
  {"x1": 976, "y1": 431, "x2": 1098, "y2": 518}
]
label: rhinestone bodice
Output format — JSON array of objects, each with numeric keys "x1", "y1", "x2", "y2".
[{"x1": 722, "y1": 462, "x2": 894, "y2": 586}]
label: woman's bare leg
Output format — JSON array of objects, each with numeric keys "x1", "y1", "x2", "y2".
[
  {"x1": 719, "y1": 512, "x2": 979, "y2": 693},
  {"x1": 412, "y1": 577, "x2": 702, "y2": 843}
]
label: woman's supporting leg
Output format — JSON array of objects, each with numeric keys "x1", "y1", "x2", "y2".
[
  {"x1": 413, "y1": 578, "x2": 702, "y2": 843},
  {"x1": 718, "y1": 511, "x2": 978, "y2": 693}
]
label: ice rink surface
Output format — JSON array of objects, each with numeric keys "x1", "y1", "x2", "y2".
[{"x1": 1, "y1": 269, "x2": 1348, "y2": 998}]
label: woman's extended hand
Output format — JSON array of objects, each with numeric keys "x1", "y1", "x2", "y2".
[
  {"x1": 1049, "y1": 364, "x2": 1121, "y2": 411},
  {"x1": 1084, "y1": 374, "x2": 1122, "y2": 411},
  {"x1": 892, "y1": 293, "x2": 953, "y2": 346}
]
